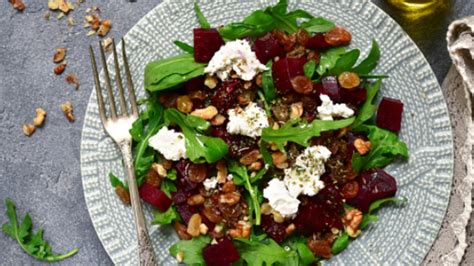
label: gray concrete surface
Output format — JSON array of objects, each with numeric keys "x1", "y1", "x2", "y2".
[{"x1": 0, "y1": 0, "x2": 472, "y2": 265}]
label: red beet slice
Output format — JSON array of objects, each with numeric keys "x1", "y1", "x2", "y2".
[
  {"x1": 261, "y1": 215, "x2": 288, "y2": 243},
  {"x1": 347, "y1": 169, "x2": 397, "y2": 212},
  {"x1": 210, "y1": 79, "x2": 241, "y2": 112},
  {"x1": 294, "y1": 184, "x2": 344, "y2": 235},
  {"x1": 305, "y1": 33, "x2": 330, "y2": 50},
  {"x1": 315, "y1": 76, "x2": 341, "y2": 102},
  {"x1": 254, "y1": 33, "x2": 285, "y2": 64},
  {"x1": 272, "y1": 57, "x2": 306, "y2": 94},
  {"x1": 341, "y1": 87, "x2": 367, "y2": 106},
  {"x1": 184, "y1": 76, "x2": 205, "y2": 91},
  {"x1": 193, "y1": 28, "x2": 225, "y2": 63},
  {"x1": 139, "y1": 183, "x2": 172, "y2": 212},
  {"x1": 376, "y1": 97, "x2": 404, "y2": 132},
  {"x1": 203, "y1": 238, "x2": 240, "y2": 266}
]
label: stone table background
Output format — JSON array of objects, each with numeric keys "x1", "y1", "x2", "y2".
[{"x1": 0, "y1": 0, "x2": 472, "y2": 265}]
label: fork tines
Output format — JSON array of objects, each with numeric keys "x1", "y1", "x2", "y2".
[{"x1": 89, "y1": 38, "x2": 139, "y2": 123}]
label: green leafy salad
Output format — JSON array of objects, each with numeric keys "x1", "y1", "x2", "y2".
[{"x1": 109, "y1": 1, "x2": 409, "y2": 265}]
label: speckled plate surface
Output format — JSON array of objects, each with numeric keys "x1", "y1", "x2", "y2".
[{"x1": 80, "y1": 0, "x2": 454, "y2": 265}]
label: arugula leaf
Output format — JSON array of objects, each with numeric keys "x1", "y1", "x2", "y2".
[
  {"x1": 329, "y1": 49, "x2": 360, "y2": 76},
  {"x1": 228, "y1": 161, "x2": 261, "y2": 225},
  {"x1": 360, "y1": 74, "x2": 389, "y2": 79},
  {"x1": 144, "y1": 54, "x2": 206, "y2": 92},
  {"x1": 151, "y1": 206, "x2": 181, "y2": 225},
  {"x1": 360, "y1": 197, "x2": 407, "y2": 230},
  {"x1": 1, "y1": 198, "x2": 78, "y2": 262},
  {"x1": 173, "y1": 40, "x2": 194, "y2": 54},
  {"x1": 331, "y1": 232, "x2": 350, "y2": 254},
  {"x1": 262, "y1": 61, "x2": 277, "y2": 102},
  {"x1": 194, "y1": 2, "x2": 211, "y2": 29},
  {"x1": 261, "y1": 117, "x2": 355, "y2": 151},
  {"x1": 160, "y1": 179, "x2": 177, "y2": 198},
  {"x1": 353, "y1": 40, "x2": 381, "y2": 75},
  {"x1": 316, "y1": 47, "x2": 346, "y2": 76},
  {"x1": 167, "y1": 168, "x2": 177, "y2": 181},
  {"x1": 352, "y1": 125, "x2": 409, "y2": 172},
  {"x1": 303, "y1": 60, "x2": 316, "y2": 79},
  {"x1": 164, "y1": 109, "x2": 228, "y2": 163},
  {"x1": 130, "y1": 101, "x2": 165, "y2": 185},
  {"x1": 283, "y1": 236, "x2": 317, "y2": 265},
  {"x1": 259, "y1": 141, "x2": 273, "y2": 166},
  {"x1": 109, "y1": 172, "x2": 129, "y2": 192},
  {"x1": 352, "y1": 79, "x2": 381, "y2": 128},
  {"x1": 264, "y1": 0, "x2": 313, "y2": 34},
  {"x1": 169, "y1": 236, "x2": 211, "y2": 265},
  {"x1": 233, "y1": 238, "x2": 297, "y2": 266},
  {"x1": 300, "y1": 16, "x2": 335, "y2": 33}
]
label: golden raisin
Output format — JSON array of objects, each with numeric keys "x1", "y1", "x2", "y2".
[
  {"x1": 342, "y1": 181, "x2": 359, "y2": 199},
  {"x1": 187, "y1": 163, "x2": 208, "y2": 183},
  {"x1": 290, "y1": 76, "x2": 313, "y2": 95},
  {"x1": 324, "y1": 27, "x2": 352, "y2": 46},
  {"x1": 338, "y1": 71, "x2": 360, "y2": 90},
  {"x1": 176, "y1": 95, "x2": 193, "y2": 113}
]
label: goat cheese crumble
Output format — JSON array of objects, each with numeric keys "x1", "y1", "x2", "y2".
[
  {"x1": 148, "y1": 126, "x2": 187, "y2": 161},
  {"x1": 203, "y1": 176, "x2": 218, "y2": 190},
  {"x1": 227, "y1": 102, "x2": 269, "y2": 138},
  {"x1": 204, "y1": 39, "x2": 267, "y2": 81},
  {"x1": 263, "y1": 179, "x2": 301, "y2": 218},
  {"x1": 263, "y1": 145, "x2": 332, "y2": 218},
  {"x1": 317, "y1": 94, "x2": 354, "y2": 120}
]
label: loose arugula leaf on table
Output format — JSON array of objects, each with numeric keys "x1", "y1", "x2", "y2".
[
  {"x1": 109, "y1": 172, "x2": 129, "y2": 192},
  {"x1": 228, "y1": 161, "x2": 262, "y2": 225},
  {"x1": 194, "y1": 2, "x2": 211, "y2": 29},
  {"x1": 300, "y1": 16, "x2": 335, "y2": 33},
  {"x1": 164, "y1": 109, "x2": 228, "y2": 163},
  {"x1": 316, "y1": 47, "x2": 346, "y2": 76},
  {"x1": 144, "y1": 54, "x2": 206, "y2": 92},
  {"x1": 353, "y1": 40, "x2": 381, "y2": 75},
  {"x1": 262, "y1": 61, "x2": 277, "y2": 102},
  {"x1": 130, "y1": 101, "x2": 165, "y2": 185},
  {"x1": 303, "y1": 60, "x2": 316, "y2": 79},
  {"x1": 352, "y1": 79, "x2": 381, "y2": 129},
  {"x1": 352, "y1": 125, "x2": 409, "y2": 172},
  {"x1": 261, "y1": 117, "x2": 355, "y2": 152},
  {"x1": 169, "y1": 236, "x2": 211, "y2": 265},
  {"x1": 173, "y1": 40, "x2": 194, "y2": 54},
  {"x1": 360, "y1": 197, "x2": 407, "y2": 230},
  {"x1": 1, "y1": 198, "x2": 78, "y2": 262},
  {"x1": 329, "y1": 49, "x2": 360, "y2": 76},
  {"x1": 151, "y1": 206, "x2": 181, "y2": 225},
  {"x1": 233, "y1": 238, "x2": 298, "y2": 266}
]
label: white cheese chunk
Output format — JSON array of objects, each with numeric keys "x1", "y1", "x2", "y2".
[
  {"x1": 317, "y1": 94, "x2": 354, "y2": 120},
  {"x1": 204, "y1": 39, "x2": 267, "y2": 81},
  {"x1": 284, "y1": 145, "x2": 331, "y2": 197},
  {"x1": 203, "y1": 176, "x2": 218, "y2": 191},
  {"x1": 263, "y1": 178, "x2": 300, "y2": 218},
  {"x1": 148, "y1": 126, "x2": 187, "y2": 161},
  {"x1": 227, "y1": 102, "x2": 269, "y2": 138}
]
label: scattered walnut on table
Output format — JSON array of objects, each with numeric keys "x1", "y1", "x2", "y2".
[
  {"x1": 97, "y1": 19, "x2": 112, "y2": 37},
  {"x1": 53, "y1": 48, "x2": 67, "y2": 63},
  {"x1": 60, "y1": 101, "x2": 75, "y2": 122},
  {"x1": 22, "y1": 124, "x2": 36, "y2": 137},
  {"x1": 9, "y1": 0, "x2": 25, "y2": 11},
  {"x1": 33, "y1": 108, "x2": 47, "y2": 127},
  {"x1": 54, "y1": 63, "x2": 66, "y2": 75},
  {"x1": 65, "y1": 73, "x2": 80, "y2": 89}
]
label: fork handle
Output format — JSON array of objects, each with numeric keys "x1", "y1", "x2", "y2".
[{"x1": 119, "y1": 141, "x2": 157, "y2": 266}]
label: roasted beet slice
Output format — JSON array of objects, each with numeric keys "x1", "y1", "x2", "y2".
[
  {"x1": 305, "y1": 33, "x2": 330, "y2": 50},
  {"x1": 341, "y1": 87, "x2": 367, "y2": 106},
  {"x1": 294, "y1": 184, "x2": 344, "y2": 235},
  {"x1": 203, "y1": 238, "x2": 240, "y2": 266},
  {"x1": 193, "y1": 28, "x2": 225, "y2": 63},
  {"x1": 347, "y1": 169, "x2": 397, "y2": 212},
  {"x1": 184, "y1": 76, "x2": 205, "y2": 91},
  {"x1": 175, "y1": 160, "x2": 200, "y2": 192},
  {"x1": 139, "y1": 183, "x2": 172, "y2": 212},
  {"x1": 261, "y1": 215, "x2": 288, "y2": 243},
  {"x1": 211, "y1": 79, "x2": 241, "y2": 112},
  {"x1": 176, "y1": 204, "x2": 198, "y2": 224},
  {"x1": 254, "y1": 33, "x2": 285, "y2": 64},
  {"x1": 272, "y1": 57, "x2": 306, "y2": 94},
  {"x1": 314, "y1": 76, "x2": 341, "y2": 102},
  {"x1": 376, "y1": 97, "x2": 404, "y2": 132}
]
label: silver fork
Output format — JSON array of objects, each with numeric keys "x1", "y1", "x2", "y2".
[{"x1": 89, "y1": 38, "x2": 156, "y2": 266}]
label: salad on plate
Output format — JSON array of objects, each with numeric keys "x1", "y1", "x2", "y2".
[{"x1": 109, "y1": 1, "x2": 409, "y2": 265}]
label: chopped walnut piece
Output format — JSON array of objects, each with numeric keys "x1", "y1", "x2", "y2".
[
  {"x1": 199, "y1": 223, "x2": 209, "y2": 235},
  {"x1": 115, "y1": 186, "x2": 130, "y2": 204},
  {"x1": 239, "y1": 150, "x2": 261, "y2": 166},
  {"x1": 190, "y1": 106, "x2": 218, "y2": 120},
  {"x1": 221, "y1": 181, "x2": 236, "y2": 193},
  {"x1": 22, "y1": 124, "x2": 36, "y2": 136},
  {"x1": 9, "y1": 0, "x2": 25, "y2": 11},
  {"x1": 204, "y1": 75, "x2": 218, "y2": 89},
  {"x1": 151, "y1": 163, "x2": 167, "y2": 177},
  {"x1": 187, "y1": 214, "x2": 202, "y2": 237},
  {"x1": 307, "y1": 239, "x2": 332, "y2": 259},
  {"x1": 54, "y1": 63, "x2": 66, "y2": 75},
  {"x1": 211, "y1": 114, "x2": 226, "y2": 126},
  {"x1": 58, "y1": 0, "x2": 74, "y2": 14},
  {"x1": 216, "y1": 160, "x2": 228, "y2": 183},
  {"x1": 60, "y1": 101, "x2": 75, "y2": 122},
  {"x1": 344, "y1": 209, "x2": 363, "y2": 238},
  {"x1": 52, "y1": 48, "x2": 67, "y2": 63},
  {"x1": 228, "y1": 221, "x2": 251, "y2": 238},
  {"x1": 290, "y1": 102, "x2": 303, "y2": 119},
  {"x1": 102, "y1": 37, "x2": 113, "y2": 50},
  {"x1": 97, "y1": 19, "x2": 111, "y2": 37},
  {"x1": 48, "y1": 0, "x2": 59, "y2": 10},
  {"x1": 353, "y1": 139, "x2": 371, "y2": 155},
  {"x1": 65, "y1": 73, "x2": 80, "y2": 89},
  {"x1": 219, "y1": 192, "x2": 241, "y2": 205},
  {"x1": 285, "y1": 223, "x2": 296, "y2": 235},
  {"x1": 272, "y1": 151, "x2": 288, "y2": 169},
  {"x1": 187, "y1": 194, "x2": 205, "y2": 206},
  {"x1": 173, "y1": 221, "x2": 192, "y2": 240},
  {"x1": 33, "y1": 108, "x2": 47, "y2": 127}
]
